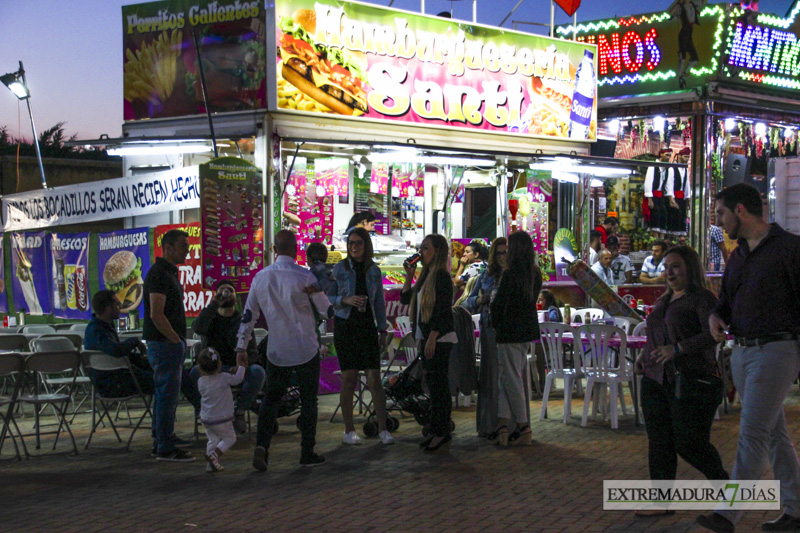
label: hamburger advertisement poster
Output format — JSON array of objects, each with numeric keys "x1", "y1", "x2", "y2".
[
  {"x1": 122, "y1": 0, "x2": 267, "y2": 121},
  {"x1": 98, "y1": 228, "x2": 152, "y2": 317},
  {"x1": 272, "y1": 0, "x2": 597, "y2": 141}
]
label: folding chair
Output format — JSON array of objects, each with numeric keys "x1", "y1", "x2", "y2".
[
  {"x1": 0, "y1": 334, "x2": 30, "y2": 353},
  {"x1": 30, "y1": 336, "x2": 91, "y2": 419},
  {"x1": 68, "y1": 323, "x2": 88, "y2": 336},
  {"x1": 0, "y1": 353, "x2": 26, "y2": 460},
  {"x1": 17, "y1": 351, "x2": 82, "y2": 457},
  {"x1": 21, "y1": 325, "x2": 56, "y2": 335},
  {"x1": 82, "y1": 351, "x2": 152, "y2": 451},
  {"x1": 35, "y1": 333, "x2": 83, "y2": 351}
]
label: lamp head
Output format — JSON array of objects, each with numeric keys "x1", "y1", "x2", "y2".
[{"x1": 1, "y1": 70, "x2": 29, "y2": 100}]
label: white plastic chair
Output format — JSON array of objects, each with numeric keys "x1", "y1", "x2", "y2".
[
  {"x1": 610, "y1": 317, "x2": 636, "y2": 335},
  {"x1": 539, "y1": 323, "x2": 581, "y2": 423},
  {"x1": 632, "y1": 322, "x2": 647, "y2": 337},
  {"x1": 576, "y1": 324, "x2": 630, "y2": 429},
  {"x1": 395, "y1": 317, "x2": 411, "y2": 337},
  {"x1": 576, "y1": 308, "x2": 605, "y2": 322}
]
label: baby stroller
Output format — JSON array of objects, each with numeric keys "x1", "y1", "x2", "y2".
[
  {"x1": 254, "y1": 336, "x2": 302, "y2": 435},
  {"x1": 381, "y1": 353, "x2": 455, "y2": 437}
]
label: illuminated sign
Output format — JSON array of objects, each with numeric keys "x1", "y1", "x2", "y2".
[{"x1": 271, "y1": 0, "x2": 598, "y2": 141}]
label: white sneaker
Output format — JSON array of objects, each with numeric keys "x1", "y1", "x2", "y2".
[
  {"x1": 379, "y1": 430, "x2": 395, "y2": 445},
  {"x1": 342, "y1": 431, "x2": 362, "y2": 445}
]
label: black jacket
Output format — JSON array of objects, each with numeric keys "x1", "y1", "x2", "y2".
[
  {"x1": 490, "y1": 270, "x2": 542, "y2": 344},
  {"x1": 401, "y1": 269, "x2": 455, "y2": 340},
  {"x1": 191, "y1": 301, "x2": 257, "y2": 367}
]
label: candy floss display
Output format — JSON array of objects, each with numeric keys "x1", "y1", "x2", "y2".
[
  {"x1": 10, "y1": 231, "x2": 50, "y2": 316},
  {"x1": 154, "y1": 223, "x2": 214, "y2": 317},
  {"x1": 49, "y1": 233, "x2": 91, "y2": 320}
]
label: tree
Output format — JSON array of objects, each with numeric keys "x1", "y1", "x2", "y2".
[{"x1": 0, "y1": 123, "x2": 114, "y2": 160}]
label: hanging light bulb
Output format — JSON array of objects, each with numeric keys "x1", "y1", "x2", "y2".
[
  {"x1": 653, "y1": 116, "x2": 666, "y2": 132},
  {"x1": 755, "y1": 122, "x2": 767, "y2": 136},
  {"x1": 785, "y1": 127, "x2": 794, "y2": 138},
  {"x1": 724, "y1": 118, "x2": 736, "y2": 131},
  {"x1": 608, "y1": 119, "x2": 620, "y2": 135}
]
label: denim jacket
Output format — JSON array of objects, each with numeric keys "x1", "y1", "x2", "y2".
[
  {"x1": 463, "y1": 270, "x2": 498, "y2": 314},
  {"x1": 327, "y1": 259, "x2": 389, "y2": 331}
]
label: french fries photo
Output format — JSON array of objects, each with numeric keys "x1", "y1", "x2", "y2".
[{"x1": 124, "y1": 29, "x2": 182, "y2": 105}]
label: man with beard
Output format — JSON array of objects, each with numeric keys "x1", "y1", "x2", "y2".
[
  {"x1": 191, "y1": 281, "x2": 265, "y2": 434},
  {"x1": 697, "y1": 183, "x2": 800, "y2": 533}
]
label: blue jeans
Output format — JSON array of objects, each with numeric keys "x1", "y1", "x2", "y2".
[
  {"x1": 190, "y1": 364, "x2": 266, "y2": 413},
  {"x1": 148, "y1": 340, "x2": 186, "y2": 454},
  {"x1": 717, "y1": 340, "x2": 800, "y2": 524}
]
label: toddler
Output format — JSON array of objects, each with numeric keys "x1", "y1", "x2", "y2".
[
  {"x1": 306, "y1": 242, "x2": 333, "y2": 293},
  {"x1": 197, "y1": 348, "x2": 245, "y2": 472}
]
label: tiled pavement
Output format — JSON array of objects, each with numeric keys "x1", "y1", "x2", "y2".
[{"x1": 2, "y1": 389, "x2": 799, "y2": 533}]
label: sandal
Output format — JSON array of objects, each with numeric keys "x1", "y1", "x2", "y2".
[
  {"x1": 508, "y1": 425, "x2": 532, "y2": 446},
  {"x1": 419, "y1": 435, "x2": 435, "y2": 449},
  {"x1": 488, "y1": 426, "x2": 508, "y2": 446},
  {"x1": 423, "y1": 435, "x2": 452, "y2": 454}
]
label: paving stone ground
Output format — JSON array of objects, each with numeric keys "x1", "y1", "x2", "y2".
[{"x1": 2, "y1": 386, "x2": 799, "y2": 532}]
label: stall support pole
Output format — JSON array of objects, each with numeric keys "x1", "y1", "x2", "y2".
[
  {"x1": 550, "y1": 1, "x2": 555, "y2": 37},
  {"x1": 473, "y1": 0, "x2": 477, "y2": 22},
  {"x1": 689, "y1": 111, "x2": 712, "y2": 262}
]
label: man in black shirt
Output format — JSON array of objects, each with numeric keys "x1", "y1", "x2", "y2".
[
  {"x1": 698, "y1": 184, "x2": 800, "y2": 533},
  {"x1": 190, "y1": 281, "x2": 265, "y2": 434},
  {"x1": 144, "y1": 229, "x2": 194, "y2": 463}
]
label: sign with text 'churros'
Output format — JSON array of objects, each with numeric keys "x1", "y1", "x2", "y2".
[{"x1": 272, "y1": 0, "x2": 598, "y2": 141}]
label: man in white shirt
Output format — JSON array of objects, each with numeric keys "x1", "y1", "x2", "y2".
[
  {"x1": 237, "y1": 230, "x2": 331, "y2": 471},
  {"x1": 606, "y1": 236, "x2": 634, "y2": 285},
  {"x1": 587, "y1": 230, "x2": 602, "y2": 265},
  {"x1": 641, "y1": 240, "x2": 668, "y2": 284},
  {"x1": 591, "y1": 249, "x2": 615, "y2": 286}
]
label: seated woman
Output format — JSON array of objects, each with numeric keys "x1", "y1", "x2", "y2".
[
  {"x1": 190, "y1": 281, "x2": 265, "y2": 435},
  {"x1": 537, "y1": 289, "x2": 562, "y2": 323}
]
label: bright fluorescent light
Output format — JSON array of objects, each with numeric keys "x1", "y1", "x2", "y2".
[
  {"x1": 107, "y1": 144, "x2": 212, "y2": 156},
  {"x1": 368, "y1": 152, "x2": 496, "y2": 166},
  {"x1": 724, "y1": 118, "x2": 736, "y2": 130},
  {"x1": 653, "y1": 116, "x2": 665, "y2": 132},
  {"x1": 552, "y1": 171, "x2": 579, "y2": 183},
  {"x1": 755, "y1": 122, "x2": 767, "y2": 136},
  {"x1": 530, "y1": 162, "x2": 631, "y2": 177},
  {"x1": 785, "y1": 128, "x2": 794, "y2": 138},
  {"x1": 608, "y1": 119, "x2": 620, "y2": 135},
  {"x1": 590, "y1": 179, "x2": 603, "y2": 187}
]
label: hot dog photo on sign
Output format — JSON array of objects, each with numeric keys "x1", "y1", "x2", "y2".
[{"x1": 273, "y1": 0, "x2": 597, "y2": 141}]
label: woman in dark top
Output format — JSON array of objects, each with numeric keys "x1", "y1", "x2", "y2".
[
  {"x1": 633, "y1": 246, "x2": 728, "y2": 516},
  {"x1": 463, "y1": 237, "x2": 508, "y2": 436},
  {"x1": 328, "y1": 228, "x2": 392, "y2": 445},
  {"x1": 537, "y1": 289, "x2": 562, "y2": 323},
  {"x1": 401, "y1": 234, "x2": 455, "y2": 453},
  {"x1": 490, "y1": 231, "x2": 542, "y2": 446}
]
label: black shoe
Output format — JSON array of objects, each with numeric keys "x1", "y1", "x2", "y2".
[
  {"x1": 697, "y1": 513, "x2": 735, "y2": 533},
  {"x1": 156, "y1": 449, "x2": 196, "y2": 463},
  {"x1": 419, "y1": 435, "x2": 435, "y2": 449},
  {"x1": 252, "y1": 446, "x2": 268, "y2": 472},
  {"x1": 423, "y1": 435, "x2": 452, "y2": 454},
  {"x1": 762, "y1": 513, "x2": 800, "y2": 531},
  {"x1": 151, "y1": 446, "x2": 158, "y2": 457},
  {"x1": 299, "y1": 452, "x2": 326, "y2": 467},
  {"x1": 173, "y1": 436, "x2": 192, "y2": 448}
]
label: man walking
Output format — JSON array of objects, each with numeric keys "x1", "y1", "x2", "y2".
[
  {"x1": 144, "y1": 229, "x2": 194, "y2": 462},
  {"x1": 697, "y1": 184, "x2": 800, "y2": 533},
  {"x1": 237, "y1": 230, "x2": 331, "y2": 471}
]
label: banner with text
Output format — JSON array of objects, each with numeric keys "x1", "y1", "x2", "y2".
[
  {"x1": 10, "y1": 232, "x2": 51, "y2": 316},
  {"x1": 49, "y1": 233, "x2": 91, "y2": 320},
  {"x1": 0, "y1": 237, "x2": 7, "y2": 314},
  {"x1": 272, "y1": 0, "x2": 597, "y2": 141},
  {"x1": 2, "y1": 166, "x2": 200, "y2": 231},
  {"x1": 98, "y1": 228, "x2": 152, "y2": 316},
  {"x1": 154, "y1": 223, "x2": 213, "y2": 317}
]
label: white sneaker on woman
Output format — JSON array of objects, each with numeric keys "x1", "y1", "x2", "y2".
[
  {"x1": 342, "y1": 431, "x2": 362, "y2": 445},
  {"x1": 379, "y1": 430, "x2": 395, "y2": 445}
]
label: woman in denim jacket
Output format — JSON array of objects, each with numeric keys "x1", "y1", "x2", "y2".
[{"x1": 327, "y1": 227, "x2": 393, "y2": 445}]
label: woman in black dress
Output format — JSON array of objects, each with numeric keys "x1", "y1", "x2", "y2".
[
  {"x1": 401, "y1": 234, "x2": 455, "y2": 453},
  {"x1": 328, "y1": 227, "x2": 393, "y2": 445}
]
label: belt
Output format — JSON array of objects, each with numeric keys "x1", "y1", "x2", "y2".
[{"x1": 734, "y1": 332, "x2": 798, "y2": 347}]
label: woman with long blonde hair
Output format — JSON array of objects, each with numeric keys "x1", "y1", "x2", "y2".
[{"x1": 401, "y1": 234, "x2": 455, "y2": 453}]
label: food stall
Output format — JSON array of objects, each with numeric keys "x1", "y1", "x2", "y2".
[{"x1": 557, "y1": 0, "x2": 800, "y2": 295}]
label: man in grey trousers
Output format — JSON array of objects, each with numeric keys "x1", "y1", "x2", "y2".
[{"x1": 697, "y1": 183, "x2": 800, "y2": 533}]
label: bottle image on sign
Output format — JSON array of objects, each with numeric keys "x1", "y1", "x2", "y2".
[
  {"x1": 64, "y1": 264, "x2": 78, "y2": 310},
  {"x1": 568, "y1": 50, "x2": 596, "y2": 140},
  {"x1": 76, "y1": 265, "x2": 89, "y2": 311}
]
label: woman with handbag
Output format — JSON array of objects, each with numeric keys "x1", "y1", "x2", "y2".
[
  {"x1": 634, "y1": 245, "x2": 728, "y2": 517},
  {"x1": 401, "y1": 234, "x2": 455, "y2": 453},
  {"x1": 490, "y1": 231, "x2": 542, "y2": 446},
  {"x1": 328, "y1": 227, "x2": 393, "y2": 445},
  {"x1": 463, "y1": 237, "x2": 507, "y2": 437}
]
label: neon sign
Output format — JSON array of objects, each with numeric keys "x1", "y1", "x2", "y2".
[
  {"x1": 577, "y1": 29, "x2": 659, "y2": 76},
  {"x1": 727, "y1": 23, "x2": 800, "y2": 75}
]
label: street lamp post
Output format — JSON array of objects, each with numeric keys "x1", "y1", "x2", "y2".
[{"x1": 1, "y1": 61, "x2": 47, "y2": 189}]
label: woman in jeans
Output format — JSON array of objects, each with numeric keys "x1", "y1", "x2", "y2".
[
  {"x1": 634, "y1": 246, "x2": 728, "y2": 516},
  {"x1": 328, "y1": 227, "x2": 393, "y2": 445},
  {"x1": 490, "y1": 231, "x2": 542, "y2": 446},
  {"x1": 401, "y1": 234, "x2": 455, "y2": 453},
  {"x1": 463, "y1": 237, "x2": 507, "y2": 437}
]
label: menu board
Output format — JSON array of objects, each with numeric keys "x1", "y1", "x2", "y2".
[
  {"x1": 199, "y1": 157, "x2": 264, "y2": 292},
  {"x1": 316, "y1": 158, "x2": 349, "y2": 197},
  {"x1": 355, "y1": 165, "x2": 390, "y2": 235},
  {"x1": 507, "y1": 189, "x2": 548, "y2": 267},
  {"x1": 527, "y1": 169, "x2": 553, "y2": 203},
  {"x1": 97, "y1": 228, "x2": 152, "y2": 317},
  {"x1": 49, "y1": 233, "x2": 91, "y2": 320}
]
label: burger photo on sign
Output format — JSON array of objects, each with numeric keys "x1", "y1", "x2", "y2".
[
  {"x1": 278, "y1": 9, "x2": 369, "y2": 116},
  {"x1": 104, "y1": 251, "x2": 144, "y2": 313}
]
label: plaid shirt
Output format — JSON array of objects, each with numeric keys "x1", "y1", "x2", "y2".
[{"x1": 709, "y1": 225, "x2": 724, "y2": 266}]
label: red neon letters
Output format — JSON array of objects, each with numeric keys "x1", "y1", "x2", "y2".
[{"x1": 579, "y1": 28, "x2": 660, "y2": 75}]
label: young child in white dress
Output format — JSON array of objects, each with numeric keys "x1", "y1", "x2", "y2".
[{"x1": 197, "y1": 348, "x2": 245, "y2": 472}]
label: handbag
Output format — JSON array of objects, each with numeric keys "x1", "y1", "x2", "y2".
[{"x1": 674, "y1": 370, "x2": 722, "y2": 401}]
